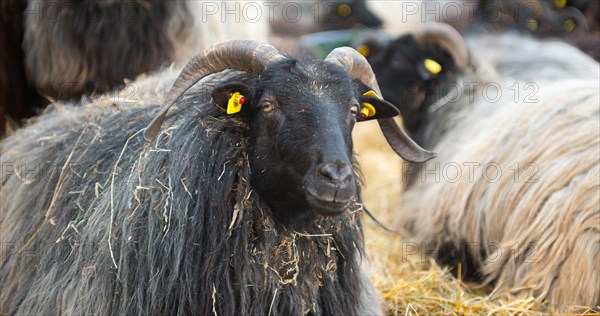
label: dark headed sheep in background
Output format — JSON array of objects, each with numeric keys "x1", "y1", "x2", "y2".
[
  {"x1": 318, "y1": 0, "x2": 383, "y2": 31},
  {"x1": 475, "y1": 0, "x2": 587, "y2": 34},
  {"x1": 365, "y1": 22, "x2": 599, "y2": 309},
  {"x1": 466, "y1": 0, "x2": 599, "y2": 60},
  {"x1": 270, "y1": 0, "x2": 383, "y2": 36},
  {"x1": 0, "y1": 40, "x2": 433, "y2": 315},
  {"x1": 353, "y1": 23, "x2": 470, "y2": 147}
]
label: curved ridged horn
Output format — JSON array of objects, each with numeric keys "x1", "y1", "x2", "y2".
[
  {"x1": 143, "y1": 40, "x2": 286, "y2": 142},
  {"x1": 325, "y1": 47, "x2": 436, "y2": 163},
  {"x1": 413, "y1": 22, "x2": 470, "y2": 69}
]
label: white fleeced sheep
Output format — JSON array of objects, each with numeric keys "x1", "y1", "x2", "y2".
[{"x1": 396, "y1": 32, "x2": 600, "y2": 309}]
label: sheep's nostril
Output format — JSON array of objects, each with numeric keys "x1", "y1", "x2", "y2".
[{"x1": 317, "y1": 162, "x2": 352, "y2": 185}]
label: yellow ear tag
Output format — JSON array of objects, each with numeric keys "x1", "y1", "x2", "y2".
[
  {"x1": 356, "y1": 45, "x2": 370, "y2": 57},
  {"x1": 564, "y1": 19, "x2": 576, "y2": 32},
  {"x1": 363, "y1": 90, "x2": 380, "y2": 99},
  {"x1": 555, "y1": 0, "x2": 567, "y2": 9},
  {"x1": 338, "y1": 4, "x2": 352, "y2": 17},
  {"x1": 360, "y1": 90, "x2": 379, "y2": 119},
  {"x1": 359, "y1": 103, "x2": 376, "y2": 119},
  {"x1": 226, "y1": 92, "x2": 245, "y2": 114},
  {"x1": 526, "y1": 19, "x2": 539, "y2": 31},
  {"x1": 424, "y1": 59, "x2": 442, "y2": 75}
]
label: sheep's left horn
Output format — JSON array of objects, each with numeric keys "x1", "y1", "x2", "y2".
[
  {"x1": 325, "y1": 47, "x2": 436, "y2": 163},
  {"x1": 143, "y1": 40, "x2": 286, "y2": 142}
]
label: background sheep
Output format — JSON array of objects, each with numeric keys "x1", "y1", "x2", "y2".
[
  {"x1": 0, "y1": 40, "x2": 432, "y2": 315},
  {"x1": 368, "y1": 0, "x2": 599, "y2": 61},
  {"x1": 0, "y1": 0, "x2": 47, "y2": 135},
  {"x1": 270, "y1": 0, "x2": 383, "y2": 36},
  {"x1": 352, "y1": 23, "x2": 470, "y2": 147},
  {"x1": 1, "y1": 0, "x2": 268, "y2": 135},
  {"x1": 390, "y1": 31, "x2": 599, "y2": 309},
  {"x1": 448, "y1": 0, "x2": 600, "y2": 60}
]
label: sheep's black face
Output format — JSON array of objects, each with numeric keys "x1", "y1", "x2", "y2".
[
  {"x1": 212, "y1": 59, "x2": 397, "y2": 222},
  {"x1": 250, "y1": 60, "x2": 359, "y2": 220},
  {"x1": 363, "y1": 35, "x2": 459, "y2": 143}
]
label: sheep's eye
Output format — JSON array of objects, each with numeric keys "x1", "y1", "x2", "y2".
[
  {"x1": 350, "y1": 105, "x2": 358, "y2": 116},
  {"x1": 261, "y1": 101, "x2": 275, "y2": 112}
]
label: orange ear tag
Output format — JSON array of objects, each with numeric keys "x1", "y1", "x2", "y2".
[{"x1": 226, "y1": 92, "x2": 245, "y2": 114}]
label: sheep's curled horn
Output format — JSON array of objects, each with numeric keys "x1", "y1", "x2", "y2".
[
  {"x1": 143, "y1": 40, "x2": 286, "y2": 141},
  {"x1": 143, "y1": 39, "x2": 435, "y2": 163},
  {"x1": 324, "y1": 47, "x2": 435, "y2": 163}
]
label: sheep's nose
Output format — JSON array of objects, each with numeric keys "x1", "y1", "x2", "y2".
[{"x1": 317, "y1": 161, "x2": 353, "y2": 185}]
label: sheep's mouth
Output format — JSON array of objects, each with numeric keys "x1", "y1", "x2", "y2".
[{"x1": 304, "y1": 185, "x2": 353, "y2": 216}]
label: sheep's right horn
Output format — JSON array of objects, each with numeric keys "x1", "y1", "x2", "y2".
[
  {"x1": 325, "y1": 47, "x2": 436, "y2": 163},
  {"x1": 413, "y1": 22, "x2": 470, "y2": 69},
  {"x1": 143, "y1": 40, "x2": 286, "y2": 142}
]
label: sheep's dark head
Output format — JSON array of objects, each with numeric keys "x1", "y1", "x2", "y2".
[
  {"x1": 270, "y1": 0, "x2": 382, "y2": 36},
  {"x1": 319, "y1": 0, "x2": 383, "y2": 31},
  {"x1": 477, "y1": 0, "x2": 590, "y2": 35},
  {"x1": 213, "y1": 61, "x2": 374, "y2": 217},
  {"x1": 355, "y1": 24, "x2": 470, "y2": 143},
  {"x1": 143, "y1": 40, "x2": 434, "y2": 220}
]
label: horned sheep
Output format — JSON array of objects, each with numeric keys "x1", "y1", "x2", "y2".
[
  {"x1": 364, "y1": 23, "x2": 599, "y2": 309},
  {"x1": 0, "y1": 40, "x2": 434, "y2": 315}
]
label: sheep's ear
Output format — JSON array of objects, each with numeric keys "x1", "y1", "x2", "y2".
[
  {"x1": 211, "y1": 83, "x2": 251, "y2": 115},
  {"x1": 357, "y1": 95, "x2": 400, "y2": 122}
]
